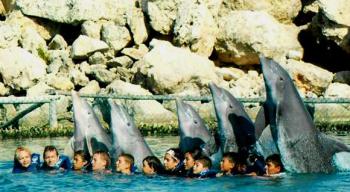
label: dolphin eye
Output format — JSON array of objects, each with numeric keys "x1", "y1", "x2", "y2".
[
  {"x1": 127, "y1": 122, "x2": 131, "y2": 126},
  {"x1": 279, "y1": 77, "x2": 283, "y2": 81},
  {"x1": 229, "y1": 104, "x2": 233, "y2": 109},
  {"x1": 194, "y1": 120, "x2": 198, "y2": 124}
]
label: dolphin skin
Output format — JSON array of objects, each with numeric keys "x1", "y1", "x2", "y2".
[
  {"x1": 259, "y1": 55, "x2": 350, "y2": 173},
  {"x1": 176, "y1": 98, "x2": 218, "y2": 158},
  {"x1": 209, "y1": 83, "x2": 256, "y2": 154},
  {"x1": 108, "y1": 99, "x2": 153, "y2": 170},
  {"x1": 67, "y1": 91, "x2": 112, "y2": 159}
]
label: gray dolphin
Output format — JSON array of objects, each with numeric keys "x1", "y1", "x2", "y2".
[
  {"x1": 259, "y1": 55, "x2": 350, "y2": 173},
  {"x1": 209, "y1": 83, "x2": 256, "y2": 154},
  {"x1": 108, "y1": 99, "x2": 154, "y2": 170},
  {"x1": 176, "y1": 99, "x2": 220, "y2": 162},
  {"x1": 65, "y1": 91, "x2": 112, "y2": 159}
]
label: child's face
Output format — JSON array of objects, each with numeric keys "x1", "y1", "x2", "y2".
[
  {"x1": 116, "y1": 156, "x2": 131, "y2": 173},
  {"x1": 17, "y1": 150, "x2": 31, "y2": 168},
  {"x1": 92, "y1": 154, "x2": 107, "y2": 171},
  {"x1": 142, "y1": 160, "x2": 154, "y2": 175},
  {"x1": 184, "y1": 152, "x2": 195, "y2": 170},
  {"x1": 220, "y1": 157, "x2": 234, "y2": 172},
  {"x1": 73, "y1": 155, "x2": 86, "y2": 170},
  {"x1": 266, "y1": 162, "x2": 281, "y2": 175},
  {"x1": 193, "y1": 161, "x2": 206, "y2": 174},
  {"x1": 44, "y1": 150, "x2": 59, "y2": 167},
  {"x1": 163, "y1": 154, "x2": 179, "y2": 171}
]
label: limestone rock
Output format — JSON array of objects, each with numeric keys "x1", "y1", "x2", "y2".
[
  {"x1": 88, "y1": 52, "x2": 107, "y2": 65},
  {"x1": 0, "y1": 82, "x2": 10, "y2": 96},
  {"x1": 133, "y1": 39, "x2": 220, "y2": 94},
  {"x1": 215, "y1": 67, "x2": 245, "y2": 82},
  {"x1": 324, "y1": 83, "x2": 350, "y2": 98},
  {"x1": 91, "y1": 68, "x2": 117, "y2": 84},
  {"x1": 105, "y1": 80, "x2": 175, "y2": 123},
  {"x1": 121, "y1": 44, "x2": 149, "y2": 60},
  {"x1": 47, "y1": 75, "x2": 75, "y2": 91},
  {"x1": 0, "y1": 23, "x2": 20, "y2": 49},
  {"x1": 126, "y1": 2, "x2": 148, "y2": 45},
  {"x1": 333, "y1": 71, "x2": 350, "y2": 85},
  {"x1": 229, "y1": 70, "x2": 265, "y2": 98},
  {"x1": 79, "y1": 80, "x2": 100, "y2": 94},
  {"x1": 0, "y1": 47, "x2": 47, "y2": 90},
  {"x1": 173, "y1": 0, "x2": 217, "y2": 57},
  {"x1": 47, "y1": 50, "x2": 74, "y2": 75},
  {"x1": 48, "y1": 34, "x2": 68, "y2": 50},
  {"x1": 215, "y1": 11, "x2": 303, "y2": 65},
  {"x1": 101, "y1": 23, "x2": 131, "y2": 52},
  {"x1": 107, "y1": 56, "x2": 134, "y2": 68},
  {"x1": 81, "y1": 21, "x2": 102, "y2": 39},
  {"x1": 20, "y1": 27, "x2": 48, "y2": 57},
  {"x1": 71, "y1": 35, "x2": 109, "y2": 59},
  {"x1": 318, "y1": 0, "x2": 350, "y2": 26},
  {"x1": 69, "y1": 67, "x2": 89, "y2": 87}
]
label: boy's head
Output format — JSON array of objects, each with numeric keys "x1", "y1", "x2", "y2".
[
  {"x1": 184, "y1": 148, "x2": 201, "y2": 170},
  {"x1": 265, "y1": 154, "x2": 283, "y2": 175},
  {"x1": 193, "y1": 156, "x2": 211, "y2": 174},
  {"x1": 116, "y1": 154, "x2": 134, "y2": 174},
  {"x1": 163, "y1": 148, "x2": 183, "y2": 171},
  {"x1": 143, "y1": 156, "x2": 164, "y2": 175},
  {"x1": 43, "y1": 145, "x2": 59, "y2": 167},
  {"x1": 73, "y1": 150, "x2": 89, "y2": 170},
  {"x1": 220, "y1": 152, "x2": 238, "y2": 173},
  {"x1": 92, "y1": 150, "x2": 110, "y2": 171},
  {"x1": 14, "y1": 146, "x2": 32, "y2": 168}
]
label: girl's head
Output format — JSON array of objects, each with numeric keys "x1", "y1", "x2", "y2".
[
  {"x1": 143, "y1": 156, "x2": 164, "y2": 175},
  {"x1": 184, "y1": 148, "x2": 202, "y2": 170},
  {"x1": 14, "y1": 147, "x2": 32, "y2": 168},
  {"x1": 163, "y1": 148, "x2": 183, "y2": 171}
]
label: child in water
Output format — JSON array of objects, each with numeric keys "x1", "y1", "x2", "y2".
[
  {"x1": 265, "y1": 154, "x2": 284, "y2": 176},
  {"x1": 41, "y1": 145, "x2": 71, "y2": 171},
  {"x1": 12, "y1": 146, "x2": 40, "y2": 173},
  {"x1": 142, "y1": 156, "x2": 164, "y2": 175},
  {"x1": 163, "y1": 148, "x2": 185, "y2": 176},
  {"x1": 116, "y1": 154, "x2": 135, "y2": 175},
  {"x1": 217, "y1": 152, "x2": 238, "y2": 177},
  {"x1": 92, "y1": 150, "x2": 111, "y2": 173},
  {"x1": 73, "y1": 150, "x2": 90, "y2": 172},
  {"x1": 183, "y1": 148, "x2": 202, "y2": 177},
  {"x1": 192, "y1": 156, "x2": 217, "y2": 178}
]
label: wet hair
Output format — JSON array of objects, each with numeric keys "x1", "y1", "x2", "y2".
[
  {"x1": 14, "y1": 146, "x2": 31, "y2": 161},
  {"x1": 222, "y1": 152, "x2": 239, "y2": 164},
  {"x1": 185, "y1": 148, "x2": 202, "y2": 160},
  {"x1": 165, "y1": 148, "x2": 183, "y2": 162},
  {"x1": 196, "y1": 156, "x2": 212, "y2": 169},
  {"x1": 143, "y1": 156, "x2": 165, "y2": 174},
  {"x1": 74, "y1": 150, "x2": 89, "y2": 162},
  {"x1": 119, "y1": 153, "x2": 134, "y2": 166},
  {"x1": 266, "y1": 154, "x2": 284, "y2": 171},
  {"x1": 43, "y1": 145, "x2": 59, "y2": 157},
  {"x1": 93, "y1": 150, "x2": 111, "y2": 168}
]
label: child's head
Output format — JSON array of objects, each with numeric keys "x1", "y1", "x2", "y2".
[
  {"x1": 14, "y1": 146, "x2": 32, "y2": 168},
  {"x1": 163, "y1": 148, "x2": 183, "y2": 171},
  {"x1": 220, "y1": 152, "x2": 238, "y2": 173},
  {"x1": 193, "y1": 156, "x2": 212, "y2": 174},
  {"x1": 43, "y1": 145, "x2": 59, "y2": 167},
  {"x1": 116, "y1": 154, "x2": 134, "y2": 174},
  {"x1": 73, "y1": 150, "x2": 88, "y2": 170},
  {"x1": 184, "y1": 148, "x2": 201, "y2": 170},
  {"x1": 265, "y1": 154, "x2": 283, "y2": 175},
  {"x1": 143, "y1": 156, "x2": 164, "y2": 175},
  {"x1": 92, "y1": 150, "x2": 110, "y2": 171}
]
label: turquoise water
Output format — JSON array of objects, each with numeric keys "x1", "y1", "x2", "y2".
[{"x1": 1, "y1": 135, "x2": 350, "y2": 191}]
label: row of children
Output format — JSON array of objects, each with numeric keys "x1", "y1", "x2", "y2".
[{"x1": 13, "y1": 145, "x2": 283, "y2": 178}]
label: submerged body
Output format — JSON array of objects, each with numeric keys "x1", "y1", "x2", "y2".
[{"x1": 259, "y1": 55, "x2": 350, "y2": 173}]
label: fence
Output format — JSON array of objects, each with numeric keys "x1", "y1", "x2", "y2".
[{"x1": 0, "y1": 91, "x2": 350, "y2": 133}]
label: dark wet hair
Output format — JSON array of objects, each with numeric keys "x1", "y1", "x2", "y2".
[
  {"x1": 74, "y1": 150, "x2": 89, "y2": 162},
  {"x1": 143, "y1": 156, "x2": 165, "y2": 174},
  {"x1": 43, "y1": 145, "x2": 59, "y2": 157},
  {"x1": 222, "y1": 152, "x2": 239, "y2": 164},
  {"x1": 185, "y1": 148, "x2": 202, "y2": 160},
  {"x1": 165, "y1": 148, "x2": 183, "y2": 162},
  {"x1": 196, "y1": 156, "x2": 212, "y2": 169},
  {"x1": 266, "y1": 154, "x2": 284, "y2": 171},
  {"x1": 119, "y1": 153, "x2": 134, "y2": 166}
]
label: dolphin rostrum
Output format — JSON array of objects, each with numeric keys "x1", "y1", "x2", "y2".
[
  {"x1": 65, "y1": 91, "x2": 112, "y2": 160},
  {"x1": 108, "y1": 99, "x2": 154, "y2": 170},
  {"x1": 259, "y1": 55, "x2": 350, "y2": 173},
  {"x1": 209, "y1": 83, "x2": 257, "y2": 154},
  {"x1": 176, "y1": 98, "x2": 220, "y2": 163}
]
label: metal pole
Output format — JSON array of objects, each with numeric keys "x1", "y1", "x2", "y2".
[{"x1": 49, "y1": 100, "x2": 58, "y2": 128}]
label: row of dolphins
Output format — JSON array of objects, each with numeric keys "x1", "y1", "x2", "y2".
[{"x1": 65, "y1": 55, "x2": 350, "y2": 173}]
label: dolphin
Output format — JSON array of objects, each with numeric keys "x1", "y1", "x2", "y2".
[
  {"x1": 108, "y1": 99, "x2": 154, "y2": 170},
  {"x1": 259, "y1": 55, "x2": 350, "y2": 173},
  {"x1": 65, "y1": 91, "x2": 112, "y2": 159},
  {"x1": 176, "y1": 98, "x2": 221, "y2": 165},
  {"x1": 209, "y1": 83, "x2": 256, "y2": 154}
]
